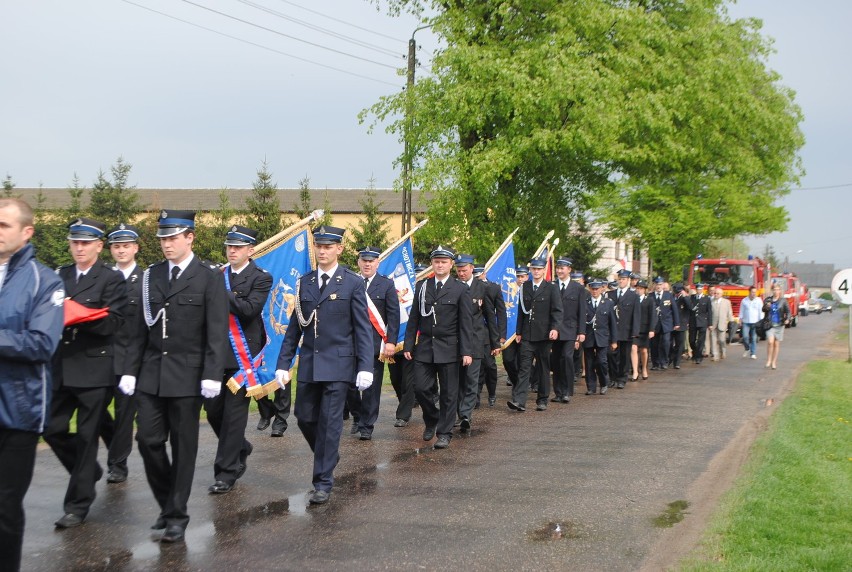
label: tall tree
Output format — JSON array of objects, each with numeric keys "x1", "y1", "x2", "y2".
[
  {"x1": 2, "y1": 174, "x2": 17, "y2": 197},
  {"x1": 246, "y1": 159, "x2": 281, "y2": 242},
  {"x1": 368, "y1": 0, "x2": 803, "y2": 273},
  {"x1": 292, "y1": 175, "x2": 333, "y2": 227},
  {"x1": 343, "y1": 178, "x2": 392, "y2": 266},
  {"x1": 89, "y1": 156, "x2": 142, "y2": 227}
]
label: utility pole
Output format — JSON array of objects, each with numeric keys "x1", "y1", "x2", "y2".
[
  {"x1": 402, "y1": 24, "x2": 432, "y2": 235},
  {"x1": 401, "y1": 36, "x2": 416, "y2": 235}
]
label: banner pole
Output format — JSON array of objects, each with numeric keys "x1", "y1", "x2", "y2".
[
  {"x1": 484, "y1": 227, "x2": 520, "y2": 272},
  {"x1": 254, "y1": 209, "x2": 325, "y2": 257}
]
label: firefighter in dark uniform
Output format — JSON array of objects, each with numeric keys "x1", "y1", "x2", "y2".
[
  {"x1": 551, "y1": 257, "x2": 587, "y2": 403},
  {"x1": 119, "y1": 210, "x2": 228, "y2": 542},
  {"x1": 205, "y1": 225, "x2": 272, "y2": 494},
  {"x1": 46, "y1": 218, "x2": 127, "y2": 528},
  {"x1": 404, "y1": 246, "x2": 473, "y2": 449},
  {"x1": 347, "y1": 246, "x2": 400, "y2": 440},
  {"x1": 671, "y1": 283, "x2": 690, "y2": 368},
  {"x1": 104, "y1": 223, "x2": 143, "y2": 484},
  {"x1": 583, "y1": 278, "x2": 618, "y2": 394},
  {"x1": 454, "y1": 255, "x2": 497, "y2": 432},
  {"x1": 275, "y1": 226, "x2": 374, "y2": 505},
  {"x1": 510, "y1": 256, "x2": 563, "y2": 412},
  {"x1": 607, "y1": 269, "x2": 640, "y2": 389},
  {"x1": 650, "y1": 276, "x2": 680, "y2": 370},
  {"x1": 688, "y1": 283, "x2": 712, "y2": 364},
  {"x1": 501, "y1": 265, "x2": 528, "y2": 387},
  {"x1": 475, "y1": 265, "x2": 506, "y2": 407}
]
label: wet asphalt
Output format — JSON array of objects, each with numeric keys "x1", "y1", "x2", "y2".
[{"x1": 22, "y1": 312, "x2": 844, "y2": 572}]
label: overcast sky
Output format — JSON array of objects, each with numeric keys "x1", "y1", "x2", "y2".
[{"x1": 2, "y1": 1, "x2": 849, "y2": 269}]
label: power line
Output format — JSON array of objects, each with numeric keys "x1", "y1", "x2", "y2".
[
  {"x1": 180, "y1": 0, "x2": 399, "y2": 70},
  {"x1": 236, "y1": 0, "x2": 402, "y2": 60},
  {"x1": 271, "y1": 0, "x2": 406, "y2": 43},
  {"x1": 120, "y1": 0, "x2": 400, "y2": 87},
  {"x1": 788, "y1": 182, "x2": 852, "y2": 191}
]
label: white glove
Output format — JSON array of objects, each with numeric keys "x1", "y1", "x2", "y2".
[
  {"x1": 200, "y1": 379, "x2": 221, "y2": 399},
  {"x1": 275, "y1": 369, "x2": 291, "y2": 390},
  {"x1": 118, "y1": 375, "x2": 136, "y2": 396},
  {"x1": 355, "y1": 371, "x2": 373, "y2": 391}
]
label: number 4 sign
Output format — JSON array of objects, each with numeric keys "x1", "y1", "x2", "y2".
[{"x1": 831, "y1": 269, "x2": 852, "y2": 304}]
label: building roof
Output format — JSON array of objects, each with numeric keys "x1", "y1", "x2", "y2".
[{"x1": 14, "y1": 188, "x2": 428, "y2": 214}]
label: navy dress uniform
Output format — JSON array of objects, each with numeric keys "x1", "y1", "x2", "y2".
[
  {"x1": 205, "y1": 226, "x2": 272, "y2": 494},
  {"x1": 650, "y1": 277, "x2": 680, "y2": 370},
  {"x1": 583, "y1": 279, "x2": 618, "y2": 394},
  {"x1": 501, "y1": 265, "x2": 528, "y2": 388},
  {"x1": 121, "y1": 210, "x2": 229, "y2": 541},
  {"x1": 275, "y1": 226, "x2": 373, "y2": 504},
  {"x1": 607, "y1": 269, "x2": 641, "y2": 388},
  {"x1": 551, "y1": 258, "x2": 588, "y2": 403},
  {"x1": 347, "y1": 246, "x2": 400, "y2": 440},
  {"x1": 403, "y1": 246, "x2": 474, "y2": 449},
  {"x1": 671, "y1": 283, "x2": 690, "y2": 368},
  {"x1": 475, "y1": 265, "x2": 506, "y2": 407},
  {"x1": 104, "y1": 223, "x2": 143, "y2": 483},
  {"x1": 45, "y1": 218, "x2": 127, "y2": 528},
  {"x1": 511, "y1": 257, "x2": 563, "y2": 411}
]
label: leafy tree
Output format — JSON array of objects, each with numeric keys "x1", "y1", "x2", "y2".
[
  {"x1": 191, "y1": 188, "x2": 238, "y2": 265},
  {"x1": 368, "y1": 0, "x2": 803, "y2": 277},
  {"x1": 246, "y1": 159, "x2": 281, "y2": 242},
  {"x1": 89, "y1": 156, "x2": 142, "y2": 228}
]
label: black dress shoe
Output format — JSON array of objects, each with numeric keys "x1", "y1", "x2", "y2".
[
  {"x1": 309, "y1": 490, "x2": 330, "y2": 505},
  {"x1": 270, "y1": 420, "x2": 287, "y2": 437},
  {"x1": 600, "y1": 386, "x2": 608, "y2": 395},
  {"x1": 561, "y1": 396, "x2": 571, "y2": 403},
  {"x1": 585, "y1": 390, "x2": 595, "y2": 395},
  {"x1": 536, "y1": 403, "x2": 547, "y2": 411},
  {"x1": 55, "y1": 513, "x2": 85, "y2": 528},
  {"x1": 459, "y1": 418, "x2": 471, "y2": 432},
  {"x1": 550, "y1": 397, "x2": 563, "y2": 403},
  {"x1": 393, "y1": 418, "x2": 408, "y2": 427},
  {"x1": 674, "y1": 365, "x2": 681, "y2": 369},
  {"x1": 359, "y1": 431, "x2": 372, "y2": 441},
  {"x1": 106, "y1": 471, "x2": 127, "y2": 484},
  {"x1": 350, "y1": 421, "x2": 359, "y2": 434},
  {"x1": 160, "y1": 525, "x2": 185, "y2": 543},
  {"x1": 434, "y1": 436, "x2": 451, "y2": 449},
  {"x1": 208, "y1": 480, "x2": 234, "y2": 494},
  {"x1": 616, "y1": 383, "x2": 625, "y2": 389},
  {"x1": 507, "y1": 401, "x2": 526, "y2": 411},
  {"x1": 650, "y1": 366, "x2": 660, "y2": 371},
  {"x1": 256, "y1": 418, "x2": 271, "y2": 431},
  {"x1": 235, "y1": 443, "x2": 252, "y2": 479},
  {"x1": 660, "y1": 365, "x2": 668, "y2": 370},
  {"x1": 488, "y1": 397, "x2": 496, "y2": 407},
  {"x1": 270, "y1": 427, "x2": 285, "y2": 437},
  {"x1": 151, "y1": 517, "x2": 167, "y2": 530},
  {"x1": 422, "y1": 427, "x2": 436, "y2": 441}
]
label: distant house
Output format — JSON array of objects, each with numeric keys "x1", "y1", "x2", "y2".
[{"x1": 17, "y1": 187, "x2": 649, "y2": 277}]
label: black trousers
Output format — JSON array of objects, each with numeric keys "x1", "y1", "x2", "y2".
[
  {"x1": 413, "y1": 360, "x2": 459, "y2": 438},
  {"x1": 204, "y1": 374, "x2": 251, "y2": 484},
  {"x1": 135, "y1": 392, "x2": 202, "y2": 530},
  {"x1": 689, "y1": 327, "x2": 707, "y2": 363},
  {"x1": 477, "y1": 348, "x2": 498, "y2": 400},
  {"x1": 387, "y1": 352, "x2": 415, "y2": 422},
  {"x1": 44, "y1": 386, "x2": 110, "y2": 517},
  {"x1": 502, "y1": 341, "x2": 520, "y2": 386},
  {"x1": 0, "y1": 428, "x2": 39, "y2": 572},
  {"x1": 671, "y1": 330, "x2": 686, "y2": 367},
  {"x1": 457, "y1": 357, "x2": 482, "y2": 421},
  {"x1": 650, "y1": 329, "x2": 672, "y2": 367},
  {"x1": 347, "y1": 356, "x2": 385, "y2": 435},
  {"x1": 294, "y1": 380, "x2": 348, "y2": 492},
  {"x1": 551, "y1": 339, "x2": 577, "y2": 398},
  {"x1": 256, "y1": 384, "x2": 291, "y2": 431},
  {"x1": 107, "y1": 386, "x2": 136, "y2": 477},
  {"x1": 609, "y1": 340, "x2": 632, "y2": 384},
  {"x1": 584, "y1": 345, "x2": 611, "y2": 392},
  {"x1": 514, "y1": 339, "x2": 552, "y2": 407}
]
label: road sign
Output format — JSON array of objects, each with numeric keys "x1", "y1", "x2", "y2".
[{"x1": 831, "y1": 269, "x2": 852, "y2": 304}]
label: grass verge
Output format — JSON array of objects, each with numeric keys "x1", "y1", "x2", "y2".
[{"x1": 680, "y1": 360, "x2": 852, "y2": 571}]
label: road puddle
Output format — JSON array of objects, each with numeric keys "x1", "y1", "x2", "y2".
[{"x1": 653, "y1": 500, "x2": 690, "y2": 528}]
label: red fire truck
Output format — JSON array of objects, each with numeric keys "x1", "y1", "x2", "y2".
[
  {"x1": 685, "y1": 255, "x2": 770, "y2": 318},
  {"x1": 769, "y1": 272, "x2": 802, "y2": 327}
]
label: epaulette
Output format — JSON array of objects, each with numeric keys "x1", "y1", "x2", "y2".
[
  {"x1": 56, "y1": 262, "x2": 74, "y2": 274},
  {"x1": 148, "y1": 260, "x2": 166, "y2": 269},
  {"x1": 345, "y1": 268, "x2": 361, "y2": 278},
  {"x1": 200, "y1": 259, "x2": 221, "y2": 271}
]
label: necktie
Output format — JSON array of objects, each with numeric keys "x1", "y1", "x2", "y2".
[
  {"x1": 170, "y1": 266, "x2": 180, "y2": 284},
  {"x1": 76, "y1": 272, "x2": 82, "y2": 284},
  {"x1": 229, "y1": 271, "x2": 237, "y2": 286},
  {"x1": 617, "y1": 289, "x2": 622, "y2": 300},
  {"x1": 560, "y1": 283, "x2": 565, "y2": 292},
  {"x1": 364, "y1": 277, "x2": 369, "y2": 288},
  {"x1": 319, "y1": 273, "x2": 329, "y2": 295},
  {"x1": 533, "y1": 284, "x2": 538, "y2": 293},
  {"x1": 593, "y1": 299, "x2": 598, "y2": 309},
  {"x1": 435, "y1": 280, "x2": 442, "y2": 294},
  {"x1": 657, "y1": 294, "x2": 661, "y2": 302}
]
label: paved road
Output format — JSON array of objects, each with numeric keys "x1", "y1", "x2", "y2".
[{"x1": 22, "y1": 311, "x2": 844, "y2": 571}]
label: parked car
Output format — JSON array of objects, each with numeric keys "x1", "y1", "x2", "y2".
[
  {"x1": 819, "y1": 299, "x2": 833, "y2": 314},
  {"x1": 806, "y1": 298, "x2": 823, "y2": 313}
]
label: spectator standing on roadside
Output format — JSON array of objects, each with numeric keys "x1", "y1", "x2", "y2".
[
  {"x1": 739, "y1": 286, "x2": 763, "y2": 360},
  {"x1": 0, "y1": 198, "x2": 65, "y2": 572},
  {"x1": 763, "y1": 283, "x2": 789, "y2": 370}
]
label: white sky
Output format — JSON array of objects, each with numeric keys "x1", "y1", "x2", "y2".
[{"x1": 2, "y1": 1, "x2": 849, "y2": 268}]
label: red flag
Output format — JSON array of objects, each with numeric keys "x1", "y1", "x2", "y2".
[{"x1": 64, "y1": 299, "x2": 109, "y2": 326}]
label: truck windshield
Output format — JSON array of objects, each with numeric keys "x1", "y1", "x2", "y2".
[{"x1": 692, "y1": 264, "x2": 755, "y2": 286}]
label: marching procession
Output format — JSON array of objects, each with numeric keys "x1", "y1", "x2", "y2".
[{"x1": 0, "y1": 199, "x2": 786, "y2": 568}]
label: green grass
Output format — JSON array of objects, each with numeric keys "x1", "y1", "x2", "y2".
[{"x1": 681, "y1": 360, "x2": 852, "y2": 571}]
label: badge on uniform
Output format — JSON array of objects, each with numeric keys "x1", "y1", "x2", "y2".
[{"x1": 330, "y1": 293, "x2": 338, "y2": 300}]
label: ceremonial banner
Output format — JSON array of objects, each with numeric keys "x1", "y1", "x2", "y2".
[
  {"x1": 490, "y1": 241, "x2": 518, "y2": 348},
  {"x1": 256, "y1": 228, "x2": 313, "y2": 390},
  {"x1": 378, "y1": 237, "x2": 417, "y2": 348}
]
